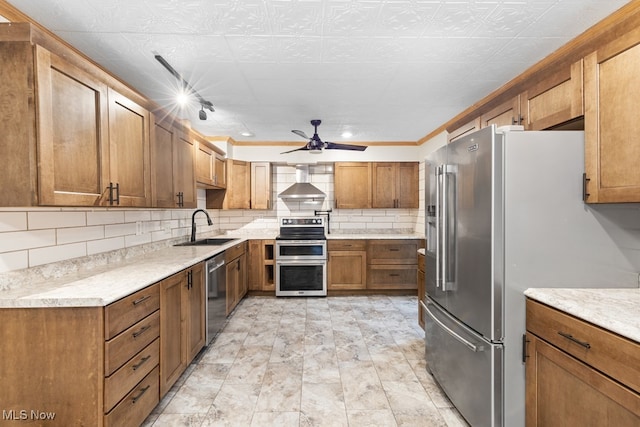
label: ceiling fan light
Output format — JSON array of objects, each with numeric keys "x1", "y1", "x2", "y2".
[{"x1": 199, "y1": 106, "x2": 207, "y2": 120}]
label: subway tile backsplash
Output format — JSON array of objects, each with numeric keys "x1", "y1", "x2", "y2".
[{"x1": 0, "y1": 163, "x2": 425, "y2": 275}]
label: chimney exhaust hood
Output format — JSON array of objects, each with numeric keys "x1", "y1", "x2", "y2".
[{"x1": 278, "y1": 165, "x2": 326, "y2": 200}]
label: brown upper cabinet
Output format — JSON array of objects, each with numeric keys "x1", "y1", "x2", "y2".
[
  {"x1": 584, "y1": 28, "x2": 640, "y2": 203},
  {"x1": 251, "y1": 162, "x2": 272, "y2": 209},
  {"x1": 520, "y1": 59, "x2": 584, "y2": 131},
  {"x1": 448, "y1": 118, "x2": 481, "y2": 143},
  {"x1": 334, "y1": 162, "x2": 372, "y2": 209},
  {"x1": 195, "y1": 136, "x2": 226, "y2": 189},
  {"x1": 372, "y1": 162, "x2": 419, "y2": 209},
  {"x1": 480, "y1": 96, "x2": 521, "y2": 128},
  {"x1": 150, "y1": 117, "x2": 196, "y2": 208},
  {"x1": 224, "y1": 159, "x2": 250, "y2": 209}
]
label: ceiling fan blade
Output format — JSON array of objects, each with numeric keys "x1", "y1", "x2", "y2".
[
  {"x1": 324, "y1": 142, "x2": 367, "y2": 151},
  {"x1": 292, "y1": 129, "x2": 309, "y2": 140},
  {"x1": 280, "y1": 145, "x2": 310, "y2": 154}
]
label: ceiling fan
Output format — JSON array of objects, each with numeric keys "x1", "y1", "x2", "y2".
[{"x1": 281, "y1": 120, "x2": 367, "y2": 154}]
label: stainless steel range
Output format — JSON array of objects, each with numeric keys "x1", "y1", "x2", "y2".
[{"x1": 275, "y1": 217, "x2": 327, "y2": 297}]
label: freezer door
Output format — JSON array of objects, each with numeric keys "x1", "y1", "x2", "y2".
[
  {"x1": 424, "y1": 147, "x2": 448, "y2": 302},
  {"x1": 424, "y1": 298, "x2": 503, "y2": 427},
  {"x1": 445, "y1": 126, "x2": 503, "y2": 341}
]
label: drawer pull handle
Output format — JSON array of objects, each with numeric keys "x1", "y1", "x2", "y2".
[
  {"x1": 132, "y1": 355, "x2": 151, "y2": 371},
  {"x1": 132, "y1": 325, "x2": 150, "y2": 338},
  {"x1": 131, "y1": 385, "x2": 151, "y2": 404},
  {"x1": 389, "y1": 273, "x2": 400, "y2": 277},
  {"x1": 558, "y1": 331, "x2": 591, "y2": 349},
  {"x1": 132, "y1": 295, "x2": 151, "y2": 305},
  {"x1": 389, "y1": 248, "x2": 400, "y2": 251}
]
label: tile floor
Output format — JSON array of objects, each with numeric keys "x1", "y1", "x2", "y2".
[{"x1": 143, "y1": 295, "x2": 468, "y2": 426}]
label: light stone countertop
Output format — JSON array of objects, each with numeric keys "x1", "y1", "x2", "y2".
[
  {"x1": 524, "y1": 288, "x2": 640, "y2": 343},
  {"x1": 0, "y1": 238, "x2": 248, "y2": 308},
  {"x1": 0, "y1": 232, "x2": 424, "y2": 309}
]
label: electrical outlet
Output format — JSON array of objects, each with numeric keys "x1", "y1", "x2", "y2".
[{"x1": 135, "y1": 221, "x2": 143, "y2": 236}]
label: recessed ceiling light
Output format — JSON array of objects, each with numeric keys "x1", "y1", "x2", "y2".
[
  {"x1": 240, "y1": 132, "x2": 254, "y2": 137},
  {"x1": 176, "y1": 90, "x2": 189, "y2": 106},
  {"x1": 341, "y1": 131, "x2": 353, "y2": 138}
]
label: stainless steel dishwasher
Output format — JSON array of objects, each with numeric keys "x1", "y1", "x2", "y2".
[{"x1": 205, "y1": 253, "x2": 226, "y2": 345}]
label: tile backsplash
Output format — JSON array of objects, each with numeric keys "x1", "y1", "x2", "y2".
[{"x1": 0, "y1": 163, "x2": 424, "y2": 274}]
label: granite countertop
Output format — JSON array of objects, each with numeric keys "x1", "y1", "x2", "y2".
[
  {"x1": 524, "y1": 288, "x2": 640, "y2": 343},
  {"x1": 0, "y1": 238, "x2": 249, "y2": 309}
]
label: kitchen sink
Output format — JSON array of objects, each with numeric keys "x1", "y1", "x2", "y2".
[{"x1": 174, "y1": 238, "x2": 238, "y2": 247}]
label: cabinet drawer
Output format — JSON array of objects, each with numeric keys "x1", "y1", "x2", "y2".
[
  {"x1": 104, "y1": 366, "x2": 159, "y2": 427},
  {"x1": 367, "y1": 265, "x2": 417, "y2": 289},
  {"x1": 105, "y1": 310, "x2": 160, "y2": 376},
  {"x1": 328, "y1": 239, "x2": 366, "y2": 251},
  {"x1": 105, "y1": 283, "x2": 159, "y2": 340},
  {"x1": 367, "y1": 240, "x2": 419, "y2": 264},
  {"x1": 527, "y1": 299, "x2": 640, "y2": 393},
  {"x1": 104, "y1": 338, "x2": 159, "y2": 412},
  {"x1": 225, "y1": 241, "x2": 247, "y2": 262}
]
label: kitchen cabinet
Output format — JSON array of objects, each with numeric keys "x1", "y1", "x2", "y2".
[
  {"x1": 417, "y1": 250, "x2": 425, "y2": 330},
  {"x1": 366, "y1": 239, "x2": 419, "y2": 290},
  {"x1": 251, "y1": 162, "x2": 272, "y2": 209},
  {"x1": 372, "y1": 162, "x2": 419, "y2": 209},
  {"x1": 480, "y1": 96, "x2": 521, "y2": 128},
  {"x1": 226, "y1": 241, "x2": 248, "y2": 315},
  {"x1": 248, "y1": 239, "x2": 275, "y2": 292},
  {"x1": 107, "y1": 87, "x2": 152, "y2": 207},
  {"x1": 150, "y1": 117, "x2": 196, "y2": 208},
  {"x1": 159, "y1": 263, "x2": 205, "y2": 396},
  {"x1": 226, "y1": 159, "x2": 251, "y2": 209},
  {"x1": 328, "y1": 240, "x2": 367, "y2": 290},
  {"x1": 447, "y1": 117, "x2": 481, "y2": 143},
  {"x1": 0, "y1": 283, "x2": 160, "y2": 427},
  {"x1": 584, "y1": 28, "x2": 640, "y2": 203},
  {"x1": 334, "y1": 162, "x2": 372, "y2": 209},
  {"x1": 195, "y1": 136, "x2": 225, "y2": 189},
  {"x1": 525, "y1": 299, "x2": 640, "y2": 426},
  {"x1": 520, "y1": 59, "x2": 584, "y2": 131}
]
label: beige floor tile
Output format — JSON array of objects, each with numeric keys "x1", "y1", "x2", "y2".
[
  {"x1": 250, "y1": 411, "x2": 300, "y2": 426},
  {"x1": 203, "y1": 383, "x2": 261, "y2": 426},
  {"x1": 300, "y1": 383, "x2": 348, "y2": 427},
  {"x1": 151, "y1": 413, "x2": 205, "y2": 426},
  {"x1": 224, "y1": 345, "x2": 271, "y2": 384},
  {"x1": 346, "y1": 409, "x2": 398, "y2": 427},
  {"x1": 255, "y1": 363, "x2": 303, "y2": 412},
  {"x1": 339, "y1": 360, "x2": 390, "y2": 411},
  {"x1": 303, "y1": 344, "x2": 341, "y2": 383}
]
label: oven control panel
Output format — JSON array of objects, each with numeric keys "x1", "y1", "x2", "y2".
[{"x1": 280, "y1": 217, "x2": 324, "y2": 226}]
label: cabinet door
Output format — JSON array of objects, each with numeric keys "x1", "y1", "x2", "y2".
[
  {"x1": 251, "y1": 162, "x2": 271, "y2": 209},
  {"x1": 150, "y1": 119, "x2": 176, "y2": 208},
  {"x1": 396, "y1": 162, "x2": 419, "y2": 208},
  {"x1": 238, "y1": 253, "x2": 248, "y2": 299},
  {"x1": 159, "y1": 272, "x2": 187, "y2": 396},
  {"x1": 35, "y1": 45, "x2": 110, "y2": 206},
  {"x1": 174, "y1": 129, "x2": 197, "y2": 208},
  {"x1": 447, "y1": 117, "x2": 480, "y2": 143},
  {"x1": 196, "y1": 140, "x2": 215, "y2": 187},
  {"x1": 526, "y1": 333, "x2": 640, "y2": 426},
  {"x1": 247, "y1": 240, "x2": 264, "y2": 291},
  {"x1": 226, "y1": 160, "x2": 250, "y2": 209},
  {"x1": 584, "y1": 30, "x2": 640, "y2": 203},
  {"x1": 108, "y1": 88, "x2": 151, "y2": 207},
  {"x1": 372, "y1": 163, "x2": 396, "y2": 208},
  {"x1": 186, "y1": 264, "x2": 205, "y2": 362},
  {"x1": 334, "y1": 162, "x2": 372, "y2": 209},
  {"x1": 328, "y1": 250, "x2": 367, "y2": 290},
  {"x1": 520, "y1": 59, "x2": 583, "y2": 131},
  {"x1": 480, "y1": 96, "x2": 521, "y2": 128},
  {"x1": 214, "y1": 154, "x2": 226, "y2": 188},
  {"x1": 226, "y1": 258, "x2": 239, "y2": 315}
]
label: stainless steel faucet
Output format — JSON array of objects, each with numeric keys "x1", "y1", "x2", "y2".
[{"x1": 191, "y1": 209, "x2": 213, "y2": 242}]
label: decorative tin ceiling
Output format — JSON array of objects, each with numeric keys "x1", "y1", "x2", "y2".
[{"x1": 5, "y1": 0, "x2": 630, "y2": 142}]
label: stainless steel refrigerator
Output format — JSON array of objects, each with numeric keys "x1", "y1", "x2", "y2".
[{"x1": 423, "y1": 125, "x2": 639, "y2": 427}]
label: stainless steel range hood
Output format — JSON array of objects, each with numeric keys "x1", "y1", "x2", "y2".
[{"x1": 278, "y1": 165, "x2": 326, "y2": 200}]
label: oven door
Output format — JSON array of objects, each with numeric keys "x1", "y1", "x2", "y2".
[
  {"x1": 276, "y1": 240, "x2": 326, "y2": 260},
  {"x1": 276, "y1": 259, "x2": 327, "y2": 297}
]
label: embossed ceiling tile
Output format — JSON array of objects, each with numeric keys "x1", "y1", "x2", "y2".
[
  {"x1": 471, "y1": 1, "x2": 554, "y2": 38},
  {"x1": 323, "y1": 0, "x2": 383, "y2": 36},
  {"x1": 405, "y1": 37, "x2": 507, "y2": 64},
  {"x1": 321, "y1": 37, "x2": 380, "y2": 62},
  {"x1": 267, "y1": 0, "x2": 324, "y2": 36},
  {"x1": 272, "y1": 37, "x2": 324, "y2": 63},
  {"x1": 422, "y1": 2, "x2": 497, "y2": 37},
  {"x1": 375, "y1": 1, "x2": 440, "y2": 36},
  {"x1": 239, "y1": 62, "x2": 398, "y2": 81},
  {"x1": 494, "y1": 36, "x2": 565, "y2": 64},
  {"x1": 206, "y1": 0, "x2": 271, "y2": 35},
  {"x1": 226, "y1": 36, "x2": 279, "y2": 62}
]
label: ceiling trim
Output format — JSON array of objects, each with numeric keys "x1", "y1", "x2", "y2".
[{"x1": 214, "y1": 139, "x2": 417, "y2": 147}]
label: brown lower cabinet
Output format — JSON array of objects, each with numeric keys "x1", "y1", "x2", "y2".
[
  {"x1": 526, "y1": 299, "x2": 640, "y2": 426},
  {"x1": 226, "y1": 241, "x2": 248, "y2": 315},
  {"x1": 328, "y1": 240, "x2": 367, "y2": 290},
  {"x1": 159, "y1": 262, "x2": 206, "y2": 396}
]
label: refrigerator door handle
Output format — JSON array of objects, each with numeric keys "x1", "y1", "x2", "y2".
[
  {"x1": 435, "y1": 166, "x2": 442, "y2": 289},
  {"x1": 426, "y1": 303, "x2": 485, "y2": 352},
  {"x1": 441, "y1": 165, "x2": 456, "y2": 291}
]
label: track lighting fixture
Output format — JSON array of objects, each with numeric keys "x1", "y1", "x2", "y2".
[{"x1": 154, "y1": 53, "x2": 215, "y2": 117}]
